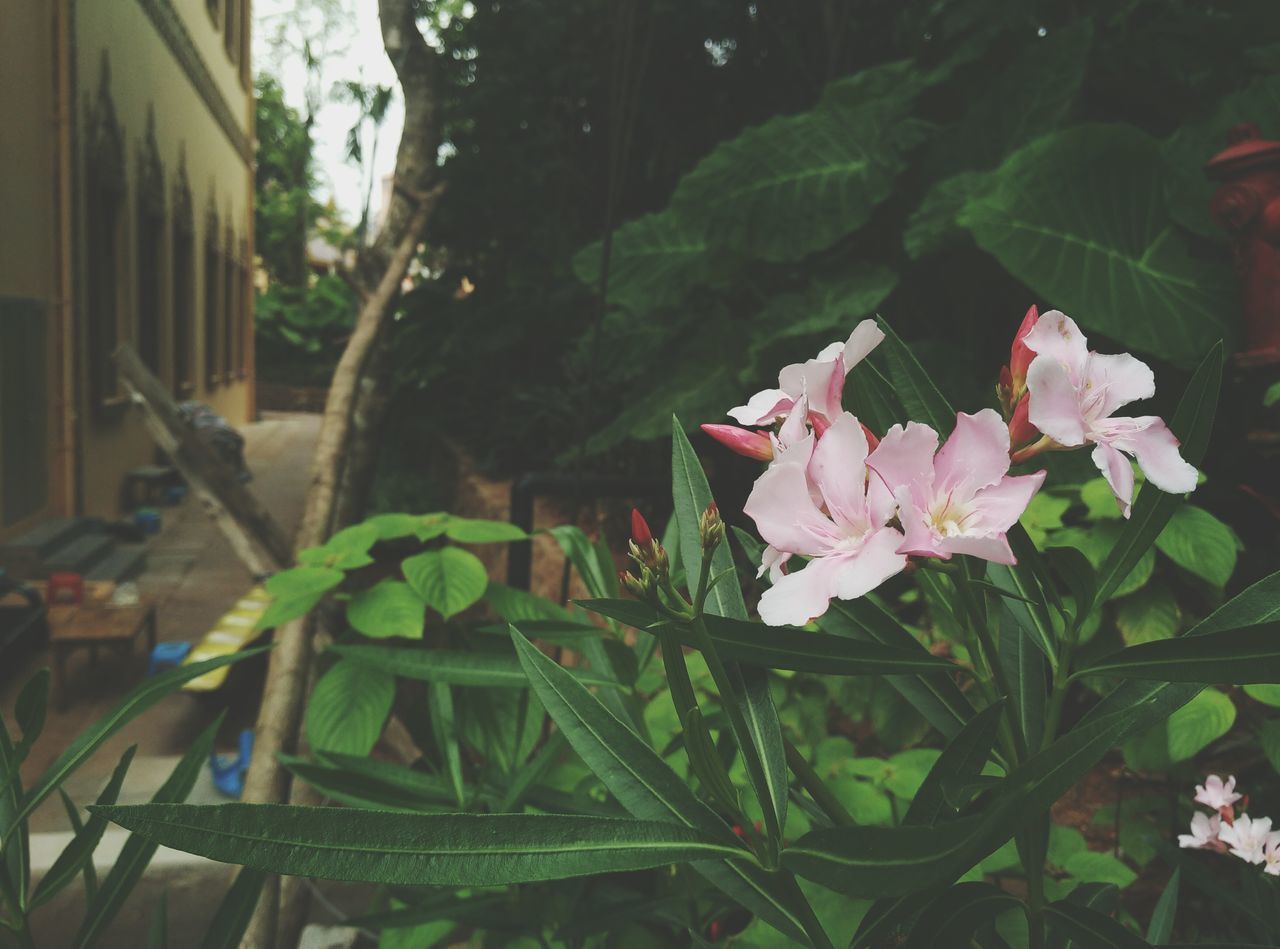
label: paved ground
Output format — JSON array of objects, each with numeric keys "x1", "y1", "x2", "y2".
[{"x1": 0, "y1": 411, "x2": 323, "y2": 946}]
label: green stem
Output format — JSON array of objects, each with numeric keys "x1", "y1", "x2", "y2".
[
  {"x1": 783, "y1": 737, "x2": 853, "y2": 828},
  {"x1": 953, "y1": 566, "x2": 1027, "y2": 763},
  {"x1": 1041, "y1": 616, "x2": 1085, "y2": 751}
]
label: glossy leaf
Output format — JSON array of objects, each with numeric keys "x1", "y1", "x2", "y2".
[
  {"x1": 1146, "y1": 867, "x2": 1179, "y2": 944},
  {"x1": 346, "y1": 580, "x2": 426, "y2": 639},
  {"x1": 1077, "y1": 624, "x2": 1280, "y2": 683},
  {"x1": 1123, "y1": 689, "x2": 1235, "y2": 771},
  {"x1": 1155, "y1": 506, "x2": 1238, "y2": 588},
  {"x1": 903, "y1": 701, "x2": 1004, "y2": 827},
  {"x1": 305, "y1": 659, "x2": 394, "y2": 756},
  {"x1": 444, "y1": 518, "x2": 528, "y2": 543},
  {"x1": 279, "y1": 753, "x2": 456, "y2": 812},
  {"x1": 905, "y1": 881, "x2": 1026, "y2": 948},
  {"x1": 1043, "y1": 901, "x2": 1148, "y2": 948},
  {"x1": 199, "y1": 868, "x2": 268, "y2": 949},
  {"x1": 999, "y1": 603, "x2": 1047, "y2": 749},
  {"x1": 330, "y1": 641, "x2": 620, "y2": 688},
  {"x1": 402, "y1": 547, "x2": 488, "y2": 620},
  {"x1": 94, "y1": 806, "x2": 745, "y2": 884},
  {"x1": 259, "y1": 567, "x2": 343, "y2": 629}
]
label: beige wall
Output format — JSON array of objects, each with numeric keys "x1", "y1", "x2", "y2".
[{"x1": 73, "y1": 0, "x2": 254, "y2": 520}]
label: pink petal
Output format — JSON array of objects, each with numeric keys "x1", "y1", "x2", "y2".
[
  {"x1": 776, "y1": 395, "x2": 811, "y2": 450},
  {"x1": 935, "y1": 409, "x2": 1012, "y2": 494},
  {"x1": 1091, "y1": 442, "x2": 1136, "y2": 518},
  {"x1": 808, "y1": 413, "x2": 871, "y2": 532},
  {"x1": 831, "y1": 527, "x2": 909, "y2": 600},
  {"x1": 819, "y1": 349, "x2": 847, "y2": 422},
  {"x1": 1082, "y1": 352, "x2": 1156, "y2": 419},
  {"x1": 842, "y1": 319, "x2": 885, "y2": 367},
  {"x1": 1022, "y1": 309, "x2": 1089, "y2": 376},
  {"x1": 970, "y1": 471, "x2": 1047, "y2": 533},
  {"x1": 939, "y1": 533, "x2": 1017, "y2": 565},
  {"x1": 759, "y1": 545, "x2": 790, "y2": 582},
  {"x1": 729, "y1": 388, "x2": 793, "y2": 426},
  {"x1": 744, "y1": 439, "x2": 837, "y2": 556},
  {"x1": 895, "y1": 487, "x2": 947, "y2": 560},
  {"x1": 1116, "y1": 417, "x2": 1198, "y2": 496},
  {"x1": 867, "y1": 422, "x2": 938, "y2": 497},
  {"x1": 1027, "y1": 356, "x2": 1088, "y2": 446},
  {"x1": 756, "y1": 553, "x2": 849, "y2": 626}
]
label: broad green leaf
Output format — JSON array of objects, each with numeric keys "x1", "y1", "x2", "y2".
[
  {"x1": 75, "y1": 716, "x2": 226, "y2": 949},
  {"x1": 572, "y1": 210, "x2": 729, "y2": 315},
  {"x1": 510, "y1": 628, "x2": 822, "y2": 946},
  {"x1": 1260, "y1": 721, "x2": 1280, "y2": 774},
  {"x1": 1092, "y1": 345, "x2": 1222, "y2": 605},
  {"x1": 346, "y1": 580, "x2": 426, "y2": 639},
  {"x1": 444, "y1": 518, "x2": 527, "y2": 543},
  {"x1": 402, "y1": 547, "x2": 488, "y2": 620},
  {"x1": 958, "y1": 125, "x2": 1235, "y2": 366},
  {"x1": 1062, "y1": 851, "x2": 1136, "y2": 890},
  {"x1": 199, "y1": 868, "x2": 267, "y2": 949},
  {"x1": 581, "y1": 599, "x2": 957, "y2": 677},
  {"x1": 670, "y1": 67, "x2": 930, "y2": 263},
  {"x1": 1146, "y1": 867, "x2": 1179, "y2": 944},
  {"x1": 903, "y1": 172, "x2": 983, "y2": 260},
  {"x1": 1244, "y1": 684, "x2": 1280, "y2": 707},
  {"x1": 1045, "y1": 526, "x2": 1153, "y2": 601},
  {"x1": 1123, "y1": 689, "x2": 1236, "y2": 770},
  {"x1": 298, "y1": 522, "x2": 379, "y2": 569},
  {"x1": 1155, "y1": 506, "x2": 1238, "y2": 588},
  {"x1": 363, "y1": 512, "x2": 443, "y2": 541},
  {"x1": 1080, "y1": 478, "x2": 1124, "y2": 521},
  {"x1": 305, "y1": 659, "x2": 395, "y2": 756},
  {"x1": 31, "y1": 746, "x2": 135, "y2": 909},
  {"x1": 2, "y1": 649, "x2": 266, "y2": 843},
  {"x1": 260, "y1": 567, "x2": 344, "y2": 629},
  {"x1": 1078, "y1": 624, "x2": 1280, "y2": 683},
  {"x1": 747, "y1": 267, "x2": 898, "y2": 354},
  {"x1": 330, "y1": 641, "x2": 620, "y2": 689},
  {"x1": 95, "y1": 806, "x2": 744, "y2": 884},
  {"x1": 1021, "y1": 492, "x2": 1073, "y2": 545},
  {"x1": 1115, "y1": 584, "x2": 1180, "y2": 645}
]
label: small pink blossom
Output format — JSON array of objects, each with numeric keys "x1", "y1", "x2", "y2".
[
  {"x1": 1264, "y1": 837, "x2": 1280, "y2": 876},
  {"x1": 728, "y1": 321, "x2": 884, "y2": 428},
  {"x1": 1022, "y1": 311, "x2": 1198, "y2": 517},
  {"x1": 744, "y1": 414, "x2": 907, "y2": 626},
  {"x1": 866, "y1": 410, "x2": 1045, "y2": 566},
  {"x1": 1219, "y1": 814, "x2": 1275, "y2": 865},
  {"x1": 1178, "y1": 812, "x2": 1227, "y2": 852},
  {"x1": 1194, "y1": 774, "x2": 1243, "y2": 811}
]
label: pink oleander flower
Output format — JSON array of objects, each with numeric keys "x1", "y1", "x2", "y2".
[
  {"x1": 1178, "y1": 812, "x2": 1227, "y2": 852},
  {"x1": 1219, "y1": 814, "x2": 1276, "y2": 865},
  {"x1": 1195, "y1": 774, "x2": 1243, "y2": 811},
  {"x1": 866, "y1": 410, "x2": 1046, "y2": 565},
  {"x1": 728, "y1": 321, "x2": 884, "y2": 428},
  {"x1": 1022, "y1": 310, "x2": 1198, "y2": 517},
  {"x1": 743, "y1": 413, "x2": 907, "y2": 627}
]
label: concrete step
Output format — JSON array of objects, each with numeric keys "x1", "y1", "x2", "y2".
[
  {"x1": 44, "y1": 533, "x2": 115, "y2": 577},
  {"x1": 0, "y1": 517, "x2": 100, "y2": 577},
  {"x1": 85, "y1": 545, "x2": 147, "y2": 584}
]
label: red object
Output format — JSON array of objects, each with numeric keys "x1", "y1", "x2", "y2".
[
  {"x1": 46, "y1": 572, "x2": 84, "y2": 605},
  {"x1": 1206, "y1": 123, "x2": 1280, "y2": 365},
  {"x1": 630, "y1": 508, "x2": 653, "y2": 547}
]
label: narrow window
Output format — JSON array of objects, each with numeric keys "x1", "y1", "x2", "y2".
[
  {"x1": 223, "y1": 228, "x2": 236, "y2": 380},
  {"x1": 172, "y1": 154, "x2": 195, "y2": 392},
  {"x1": 204, "y1": 209, "x2": 222, "y2": 388}
]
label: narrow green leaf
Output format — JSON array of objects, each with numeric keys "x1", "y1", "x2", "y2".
[
  {"x1": 330, "y1": 641, "x2": 620, "y2": 689},
  {"x1": 428, "y1": 682, "x2": 465, "y2": 807},
  {"x1": 550, "y1": 526, "x2": 613, "y2": 600},
  {"x1": 1044, "y1": 901, "x2": 1148, "y2": 948},
  {"x1": 735, "y1": 663, "x2": 789, "y2": 835},
  {"x1": 198, "y1": 868, "x2": 268, "y2": 949},
  {"x1": 581, "y1": 598, "x2": 957, "y2": 676},
  {"x1": 57, "y1": 789, "x2": 97, "y2": 902},
  {"x1": 402, "y1": 547, "x2": 488, "y2": 620},
  {"x1": 147, "y1": 890, "x2": 168, "y2": 949},
  {"x1": 2, "y1": 648, "x2": 267, "y2": 845},
  {"x1": 1077, "y1": 624, "x2": 1280, "y2": 683},
  {"x1": 988, "y1": 561, "x2": 1056, "y2": 663},
  {"x1": 999, "y1": 603, "x2": 1047, "y2": 749},
  {"x1": 906, "y1": 882, "x2": 1026, "y2": 947},
  {"x1": 279, "y1": 753, "x2": 456, "y2": 812},
  {"x1": 94, "y1": 807, "x2": 744, "y2": 884},
  {"x1": 874, "y1": 316, "x2": 955, "y2": 433},
  {"x1": 0, "y1": 716, "x2": 30, "y2": 914},
  {"x1": 1093, "y1": 343, "x2": 1222, "y2": 605},
  {"x1": 305, "y1": 659, "x2": 394, "y2": 756},
  {"x1": 904, "y1": 701, "x2": 1004, "y2": 827},
  {"x1": 346, "y1": 580, "x2": 426, "y2": 640},
  {"x1": 14, "y1": 670, "x2": 50, "y2": 762},
  {"x1": 31, "y1": 746, "x2": 136, "y2": 909},
  {"x1": 74, "y1": 716, "x2": 226, "y2": 949},
  {"x1": 1146, "y1": 867, "x2": 1179, "y2": 944}
]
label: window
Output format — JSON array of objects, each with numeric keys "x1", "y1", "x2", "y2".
[
  {"x1": 135, "y1": 113, "x2": 165, "y2": 376},
  {"x1": 84, "y1": 57, "x2": 127, "y2": 409},
  {"x1": 204, "y1": 207, "x2": 222, "y2": 388},
  {"x1": 224, "y1": 0, "x2": 239, "y2": 64},
  {"x1": 222, "y1": 227, "x2": 236, "y2": 381},
  {"x1": 235, "y1": 239, "x2": 249, "y2": 375},
  {"x1": 172, "y1": 153, "x2": 195, "y2": 392}
]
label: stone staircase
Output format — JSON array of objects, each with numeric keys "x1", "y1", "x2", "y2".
[{"x1": 0, "y1": 517, "x2": 146, "y2": 584}]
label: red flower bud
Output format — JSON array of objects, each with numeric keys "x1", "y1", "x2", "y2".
[
  {"x1": 701, "y1": 423, "x2": 774, "y2": 462},
  {"x1": 1007, "y1": 394, "x2": 1039, "y2": 451},
  {"x1": 860, "y1": 422, "x2": 880, "y2": 452},
  {"x1": 1009, "y1": 304, "x2": 1039, "y2": 394},
  {"x1": 631, "y1": 508, "x2": 653, "y2": 547}
]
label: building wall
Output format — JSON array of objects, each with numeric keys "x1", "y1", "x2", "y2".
[{"x1": 71, "y1": 0, "x2": 255, "y2": 522}]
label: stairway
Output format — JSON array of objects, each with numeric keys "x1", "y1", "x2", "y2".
[{"x1": 0, "y1": 517, "x2": 147, "y2": 584}]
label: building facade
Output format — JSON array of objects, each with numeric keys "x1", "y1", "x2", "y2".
[{"x1": 0, "y1": 0, "x2": 255, "y2": 540}]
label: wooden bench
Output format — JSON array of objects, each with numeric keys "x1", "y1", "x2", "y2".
[{"x1": 47, "y1": 596, "x2": 158, "y2": 707}]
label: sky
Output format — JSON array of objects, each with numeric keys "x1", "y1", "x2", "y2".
[{"x1": 253, "y1": 0, "x2": 405, "y2": 227}]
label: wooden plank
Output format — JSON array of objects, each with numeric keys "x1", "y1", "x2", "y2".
[{"x1": 113, "y1": 344, "x2": 292, "y2": 574}]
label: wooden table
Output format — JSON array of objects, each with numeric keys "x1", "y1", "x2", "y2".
[{"x1": 48, "y1": 597, "x2": 158, "y2": 707}]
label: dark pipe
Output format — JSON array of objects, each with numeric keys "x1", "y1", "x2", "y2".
[{"x1": 506, "y1": 472, "x2": 665, "y2": 590}]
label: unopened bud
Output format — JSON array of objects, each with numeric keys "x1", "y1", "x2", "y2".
[
  {"x1": 1007, "y1": 394, "x2": 1038, "y2": 451},
  {"x1": 631, "y1": 508, "x2": 653, "y2": 547},
  {"x1": 628, "y1": 509, "x2": 669, "y2": 581},
  {"x1": 699, "y1": 501, "x2": 725, "y2": 552},
  {"x1": 701, "y1": 423, "x2": 774, "y2": 462},
  {"x1": 1000, "y1": 304, "x2": 1039, "y2": 412},
  {"x1": 621, "y1": 569, "x2": 653, "y2": 600}
]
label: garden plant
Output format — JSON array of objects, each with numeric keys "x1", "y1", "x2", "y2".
[{"x1": 70, "y1": 308, "x2": 1280, "y2": 946}]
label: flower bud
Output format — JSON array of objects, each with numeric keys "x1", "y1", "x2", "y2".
[
  {"x1": 700, "y1": 423, "x2": 774, "y2": 462},
  {"x1": 699, "y1": 501, "x2": 725, "y2": 553},
  {"x1": 631, "y1": 508, "x2": 653, "y2": 547},
  {"x1": 628, "y1": 508, "x2": 669, "y2": 582},
  {"x1": 1009, "y1": 304, "x2": 1039, "y2": 394},
  {"x1": 1007, "y1": 394, "x2": 1039, "y2": 451}
]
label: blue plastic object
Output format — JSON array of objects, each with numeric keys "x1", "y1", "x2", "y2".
[
  {"x1": 134, "y1": 507, "x2": 162, "y2": 535},
  {"x1": 147, "y1": 640, "x2": 192, "y2": 676},
  {"x1": 210, "y1": 729, "x2": 254, "y2": 799},
  {"x1": 163, "y1": 485, "x2": 187, "y2": 506}
]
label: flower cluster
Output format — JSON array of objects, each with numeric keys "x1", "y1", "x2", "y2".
[
  {"x1": 703, "y1": 308, "x2": 1197, "y2": 627},
  {"x1": 1179, "y1": 775, "x2": 1280, "y2": 875}
]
